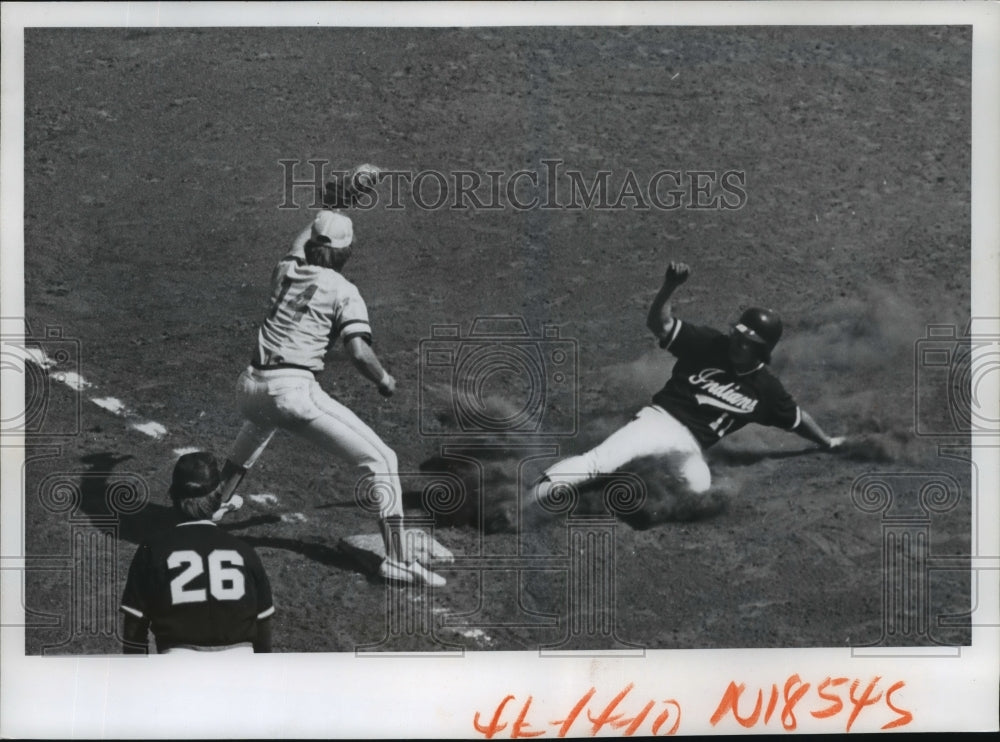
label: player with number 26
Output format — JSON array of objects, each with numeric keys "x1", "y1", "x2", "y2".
[{"x1": 119, "y1": 452, "x2": 275, "y2": 654}]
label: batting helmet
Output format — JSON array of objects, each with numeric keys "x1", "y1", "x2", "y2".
[
  {"x1": 170, "y1": 452, "x2": 222, "y2": 519},
  {"x1": 732, "y1": 307, "x2": 783, "y2": 364}
]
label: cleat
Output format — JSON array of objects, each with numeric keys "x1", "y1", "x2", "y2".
[
  {"x1": 211, "y1": 494, "x2": 243, "y2": 522},
  {"x1": 405, "y1": 528, "x2": 455, "y2": 565},
  {"x1": 378, "y1": 557, "x2": 447, "y2": 587}
]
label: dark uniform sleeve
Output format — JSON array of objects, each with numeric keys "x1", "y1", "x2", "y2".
[
  {"x1": 120, "y1": 544, "x2": 151, "y2": 620},
  {"x1": 660, "y1": 320, "x2": 725, "y2": 357},
  {"x1": 757, "y1": 373, "x2": 802, "y2": 430},
  {"x1": 245, "y1": 547, "x2": 275, "y2": 620}
]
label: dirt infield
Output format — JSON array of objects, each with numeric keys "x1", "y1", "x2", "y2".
[{"x1": 20, "y1": 25, "x2": 972, "y2": 655}]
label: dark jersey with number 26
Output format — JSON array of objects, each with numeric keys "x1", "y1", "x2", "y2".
[
  {"x1": 652, "y1": 320, "x2": 802, "y2": 449},
  {"x1": 120, "y1": 521, "x2": 274, "y2": 652}
]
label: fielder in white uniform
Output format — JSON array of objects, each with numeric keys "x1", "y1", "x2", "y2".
[
  {"x1": 533, "y1": 262, "x2": 844, "y2": 510},
  {"x1": 213, "y1": 210, "x2": 444, "y2": 587}
]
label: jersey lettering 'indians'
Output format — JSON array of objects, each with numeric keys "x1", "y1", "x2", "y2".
[
  {"x1": 652, "y1": 320, "x2": 801, "y2": 449},
  {"x1": 532, "y1": 261, "x2": 841, "y2": 510}
]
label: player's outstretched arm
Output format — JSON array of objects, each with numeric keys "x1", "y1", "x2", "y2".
[
  {"x1": 794, "y1": 410, "x2": 845, "y2": 450},
  {"x1": 344, "y1": 336, "x2": 396, "y2": 397},
  {"x1": 122, "y1": 614, "x2": 150, "y2": 654},
  {"x1": 646, "y1": 261, "x2": 690, "y2": 341}
]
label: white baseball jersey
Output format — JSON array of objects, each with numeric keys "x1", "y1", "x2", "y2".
[{"x1": 255, "y1": 255, "x2": 371, "y2": 372}]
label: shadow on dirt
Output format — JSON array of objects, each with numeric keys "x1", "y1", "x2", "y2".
[
  {"x1": 218, "y1": 514, "x2": 283, "y2": 530},
  {"x1": 707, "y1": 446, "x2": 824, "y2": 467},
  {"x1": 236, "y1": 535, "x2": 359, "y2": 573},
  {"x1": 74, "y1": 456, "x2": 340, "y2": 574},
  {"x1": 74, "y1": 452, "x2": 177, "y2": 545},
  {"x1": 409, "y1": 452, "x2": 732, "y2": 534}
]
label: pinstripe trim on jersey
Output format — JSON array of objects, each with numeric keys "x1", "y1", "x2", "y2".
[
  {"x1": 659, "y1": 319, "x2": 684, "y2": 350},
  {"x1": 736, "y1": 362, "x2": 766, "y2": 376},
  {"x1": 789, "y1": 406, "x2": 802, "y2": 429},
  {"x1": 339, "y1": 318, "x2": 372, "y2": 345},
  {"x1": 258, "y1": 606, "x2": 276, "y2": 620},
  {"x1": 342, "y1": 331, "x2": 373, "y2": 345},
  {"x1": 120, "y1": 604, "x2": 144, "y2": 619},
  {"x1": 338, "y1": 318, "x2": 370, "y2": 334}
]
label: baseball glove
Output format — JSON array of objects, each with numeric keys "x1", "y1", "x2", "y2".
[{"x1": 323, "y1": 163, "x2": 382, "y2": 208}]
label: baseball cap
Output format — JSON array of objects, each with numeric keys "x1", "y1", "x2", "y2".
[{"x1": 311, "y1": 210, "x2": 354, "y2": 248}]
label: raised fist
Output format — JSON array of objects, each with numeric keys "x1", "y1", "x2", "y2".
[{"x1": 664, "y1": 261, "x2": 691, "y2": 287}]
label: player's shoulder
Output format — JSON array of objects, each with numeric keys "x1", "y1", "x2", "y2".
[
  {"x1": 152, "y1": 520, "x2": 235, "y2": 546},
  {"x1": 304, "y1": 265, "x2": 360, "y2": 293},
  {"x1": 197, "y1": 523, "x2": 262, "y2": 554},
  {"x1": 669, "y1": 320, "x2": 726, "y2": 347},
  {"x1": 328, "y1": 273, "x2": 366, "y2": 306},
  {"x1": 751, "y1": 365, "x2": 794, "y2": 396}
]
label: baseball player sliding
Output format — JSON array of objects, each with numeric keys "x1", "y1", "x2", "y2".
[
  {"x1": 532, "y1": 262, "x2": 844, "y2": 511},
  {"x1": 212, "y1": 206, "x2": 445, "y2": 588}
]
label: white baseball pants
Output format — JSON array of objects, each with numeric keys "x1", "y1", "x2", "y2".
[
  {"x1": 227, "y1": 367, "x2": 403, "y2": 519},
  {"x1": 542, "y1": 405, "x2": 712, "y2": 495}
]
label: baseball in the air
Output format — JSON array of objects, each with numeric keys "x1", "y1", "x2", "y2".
[{"x1": 353, "y1": 163, "x2": 381, "y2": 186}]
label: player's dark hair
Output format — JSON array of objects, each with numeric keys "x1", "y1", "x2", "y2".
[
  {"x1": 305, "y1": 238, "x2": 351, "y2": 272},
  {"x1": 170, "y1": 452, "x2": 222, "y2": 520}
]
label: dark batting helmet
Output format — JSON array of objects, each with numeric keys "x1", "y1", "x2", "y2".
[
  {"x1": 732, "y1": 307, "x2": 783, "y2": 364},
  {"x1": 169, "y1": 451, "x2": 222, "y2": 519}
]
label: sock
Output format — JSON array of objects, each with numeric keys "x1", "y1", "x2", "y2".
[{"x1": 380, "y1": 514, "x2": 405, "y2": 562}]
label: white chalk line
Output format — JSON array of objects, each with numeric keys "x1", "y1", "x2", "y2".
[
  {"x1": 27, "y1": 350, "x2": 168, "y2": 440},
  {"x1": 26, "y1": 349, "x2": 465, "y2": 623},
  {"x1": 248, "y1": 494, "x2": 280, "y2": 506},
  {"x1": 27, "y1": 352, "x2": 302, "y2": 520}
]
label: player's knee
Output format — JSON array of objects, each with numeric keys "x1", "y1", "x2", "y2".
[
  {"x1": 546, "y1": 454, "x2": 597, "y2": 483},
  {"x1": 360, "y1": 449, "x2": 397, "y2": 479},
  {"x1": 680, "y1": 462, "x2": 712, "y2": 495}
]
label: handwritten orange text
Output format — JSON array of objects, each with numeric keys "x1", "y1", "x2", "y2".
[
  {"x1": 473, "y1": 683, "x2": 682, "y2": 738},
  {"x1": 709, "y1": 675, "x2": 913, "y2": 733}
]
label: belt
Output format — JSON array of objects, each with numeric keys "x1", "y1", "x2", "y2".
[{"x1": 251, "y1": 355, "x2": 316, "y2": 374}]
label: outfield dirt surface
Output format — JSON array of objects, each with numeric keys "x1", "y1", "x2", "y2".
[{"x1": 20, "y1": 25, "x2": 972, "y2": 659}]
